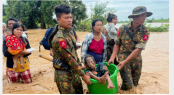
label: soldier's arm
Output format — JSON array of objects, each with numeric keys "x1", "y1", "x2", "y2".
[
  {"x1": 121, "y1": 29, "x2": 150, "y2": 65},
  {"x1": 54, "y1": 38, "x2": 85, "y2": 76}
]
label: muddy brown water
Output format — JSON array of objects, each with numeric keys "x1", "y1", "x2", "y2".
[{"x1": 2, "y1": 29, "x2": 169, "y2": 94}]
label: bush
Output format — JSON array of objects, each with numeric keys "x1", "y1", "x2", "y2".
[{"x1": 147, "y1": 24, "x2": 169, "y2": 32}]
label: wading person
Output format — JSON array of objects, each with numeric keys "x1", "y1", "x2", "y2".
[
  {"x1": 108, "y1": 6, "x2": 152, "y2": 90},
  {"x1": 48, "y1": 4, "x2": 91, "y2": 94},
  {"x1": 104, "y1": 13, "x2": 119, "y2": 65}
]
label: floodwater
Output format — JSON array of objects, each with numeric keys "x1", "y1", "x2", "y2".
[
  {"x1": 116, "y1": 23, "x2": 169, "y2": 29},
  {"x1": 2, "y1": 29, "x2": 169, "y2": 94}
]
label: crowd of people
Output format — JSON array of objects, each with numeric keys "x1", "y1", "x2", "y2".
[{"x1": 2, "y1": 4, "x2": 152, "y2": 94}]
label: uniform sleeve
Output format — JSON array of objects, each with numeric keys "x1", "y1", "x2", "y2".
[
  {"x1": 115, "y1": 25, "x2": 124, "y2": 45},
  {"x1": 54, "y1": 38, "x2": 85, "y2": 76},
  {"x1": 135, "y1": 28, "x2": 150, "y2": 50}
]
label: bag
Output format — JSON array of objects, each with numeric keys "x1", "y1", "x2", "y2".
[
  {"x1": 39, "y1": 26, "x2": 76, "y2": 52},
  {"x1": 39, "y1": 27, "x2": 56, "y2": 52}
]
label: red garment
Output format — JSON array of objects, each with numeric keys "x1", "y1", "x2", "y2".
[
  {"x1": 6, "y1": 35, "x2": 25, "y2": 55},
  {"x1": 88, "y1": 36, "x2": 104, "y2": 55}
]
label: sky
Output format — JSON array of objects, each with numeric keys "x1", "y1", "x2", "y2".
[{"x1": 2, "y1": 0, "x2": 169, "y2": 21}]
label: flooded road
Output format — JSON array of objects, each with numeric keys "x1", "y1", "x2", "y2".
[{"x1": 2, "y1": 29, "x2": 169, "y2": 94}]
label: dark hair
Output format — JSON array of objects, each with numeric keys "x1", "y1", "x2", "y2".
[
  {"x1": 106, "y1": 13, "x2": 117, "y2": 22},
  {"x1": 92, "y1": 19, "x2": 103, "y2": 30},
  {"x1": 7, "y1": 18, "x2": 18, "y2": 24},
  {"x1": 84, "y1": 54, "x2": 96, "y2": 65},
  {"x1": 4, "y1": 28, "x2": 12, "y2": 33},
  {"x1": 12, "y1": 22, "x2": 27, "y2": 45},
  {"x1": 54, "y1": 4, "x2": 71, "y2": 18}
]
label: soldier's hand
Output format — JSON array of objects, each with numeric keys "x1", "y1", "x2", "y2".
[
  {"x1": 82, "y1": 75, "x2": 91, "y2": 85},
  {"x1": 117, "y1": 60, "x2": 126, "y2": 70},
  {"x1": 107, "y1": 58, "x2": 114, "y2": 66}
]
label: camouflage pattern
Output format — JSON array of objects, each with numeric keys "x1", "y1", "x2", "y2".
[
  {"x1": 51, "y1": 25, "x2": 84, "y2": 93},
  {"x1": 115, "y1": 22, "x2": 150, "y2": 90},
  {"x1": 128, "y1": 6, "x2": 153, "y2": 18},
  {"x1": 103, "y1": 28, "x2": 119, "y2": 65},
  {"x1": 55, "y1": 70, "x2": 83, "y2": 94}
]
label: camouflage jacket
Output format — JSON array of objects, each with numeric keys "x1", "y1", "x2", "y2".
[
  {"x1": 51, "y1": 25, "x2": 84, "y2": 76},
  {"x1": 115, "y1": 22, "x2": 150, "y2": 55}
]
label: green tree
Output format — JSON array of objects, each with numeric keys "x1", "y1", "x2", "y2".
[
  {"x1": 4, "y1": 0, "x2": 87, "y2": 29},
  {"x1": 90, "y1": 1, "x2": 117, "y2": 25},
  {"x1": 68, "y1": 0, "x2": 88, "y2": 28}
]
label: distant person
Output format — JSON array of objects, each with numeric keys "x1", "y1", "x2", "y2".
[
  {"x1": 108, "y1": 6, "x2": 152, "y2": 90},
  {"x1": 3, "y1": 22, "x2": 32, "y2": 84},
  {"x1": 81, "y1": 19, "x2": 107, "y2": 64},
  {"x1": 7, "y1": 18, "x2": 18, "y2": 29},
  {"x1": 104, "y1": 13, "x2": 119, "y2": 65}
]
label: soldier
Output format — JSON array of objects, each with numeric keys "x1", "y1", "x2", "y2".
[
  {"x1": 48, "y1": 4, "x2": 91, "y2": 94},
  {"x1": 108, "y1": 6, "x2": 153, "y2": 90}
]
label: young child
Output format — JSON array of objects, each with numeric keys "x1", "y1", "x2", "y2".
[
  {"x1": 5, "y1": 26, "x2": 26, "y2": 70},
  {"x1": 84, "y1": 54, "x2": 115, "y2": 89}
]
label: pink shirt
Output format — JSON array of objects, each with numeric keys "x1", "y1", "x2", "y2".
[{"x1": 88, "y1": 37, "x2": 104, "y2": 55}]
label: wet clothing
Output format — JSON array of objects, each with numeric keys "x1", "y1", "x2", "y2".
[
  {"x1": 6, "y1": 68, "x2": 32, "y2": 83},
  {"x1": 81, "y1": 32, "x2": 107, "y2": 64},
  {"x1": 55, "y1": 70, "x2": 83, "y2": 94},
  {"x1": 103, "y1": 26, "x2": 119, "y2": 65},
  {"x1": 51, "y1": 25, "x2": 84, "y2": 94},
  {"x1": 115, "y1": 21, "x2": 150, "y2": 90},
  {"x1": 85, "y1": 62, "x2": 109, "y2": 77}
]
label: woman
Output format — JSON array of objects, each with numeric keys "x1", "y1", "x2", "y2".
[
  {"x1": 104, "y1": 13, "x2": 119, "y2": 65},
  {"x1": 81, "y1": 19, "x2": 107, "y2": 64},
  {"x1": 3, "y1": 22, "x2": 32, "y2": 84}
]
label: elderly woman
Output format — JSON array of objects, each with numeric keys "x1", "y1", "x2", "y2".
[
  {"x1": 81, "y1": 19, "x2": 107, "y2": 64},
  {"x1": 3, "y1": 22, "x2": 32, "y2": 84}
]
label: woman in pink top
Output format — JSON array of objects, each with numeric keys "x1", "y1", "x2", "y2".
[{"x1": 81, "y1": 19, "x2": 107, "y2": 64}]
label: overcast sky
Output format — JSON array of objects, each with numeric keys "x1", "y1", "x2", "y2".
[{"x1": 2, "y1": 0, "x2": 169, "y2": 21}]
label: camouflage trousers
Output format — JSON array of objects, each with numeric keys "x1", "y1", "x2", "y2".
[
  {"x1": 106, "y1": 43, "x2": 119, "y2": 65},
  {"x1": 118, "y1": 53, "x2": 142, "y2": 90},
  {"x1": 54, "y1": 70, "x2": 83, "y2": 94}
]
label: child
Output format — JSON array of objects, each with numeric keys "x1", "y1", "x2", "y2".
[
  {"x1": 84, "y1": 54, "x2": 115, "y2": 89},
  {"x1": 104, "y1": 13, "x2": 119, "y2": 65},
  {"x1": 5, "y1": 26, "x2": 27, "y2": 70}
]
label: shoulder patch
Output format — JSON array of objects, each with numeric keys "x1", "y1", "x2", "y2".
[{"x1": 59, "y1": 41, "x2": 67, "y2": 49}]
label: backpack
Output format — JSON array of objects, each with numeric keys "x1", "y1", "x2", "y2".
[
  {"x1": 39, "y1": 27, "x2": 56, "y2": 52},
  {"x1": 39, "y1": 26, "x2": 76, "y2": 52}
]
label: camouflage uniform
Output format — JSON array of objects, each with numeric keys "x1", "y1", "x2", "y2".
[
  {"x1": 103, "y1": 28, "x2": 119, "y2": 65},
  {"x1": 51, "y1": 25, "x2": 85, "y2": 94},
  {"x1": 115, "y1": 22, "x2": 150, "y2": 90}
]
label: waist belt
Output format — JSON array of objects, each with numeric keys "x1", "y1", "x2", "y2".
[{"x1": 55, "y1": 69, "x2": 69, "y2": 74}]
